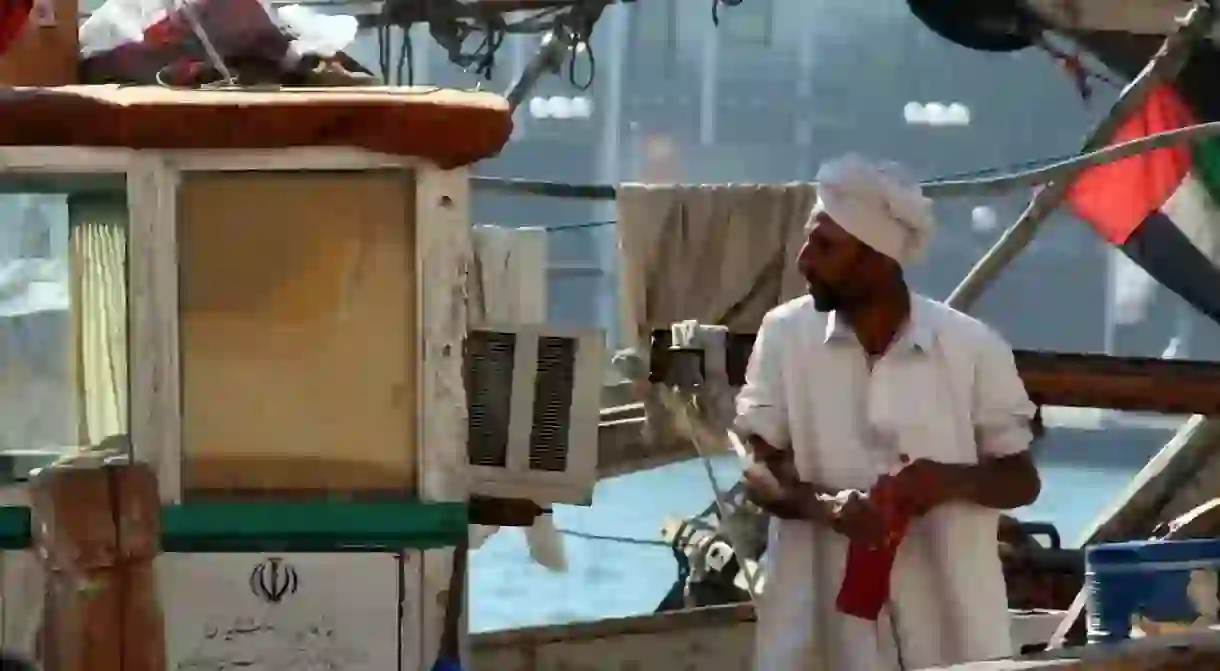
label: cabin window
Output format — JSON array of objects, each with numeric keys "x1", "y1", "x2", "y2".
[
  {"x1": 0, "y1": 178, "x2": 130, "y2": 482},
  {"x1": 176, "y1": 170, "x2": 419, "y2": 498}
]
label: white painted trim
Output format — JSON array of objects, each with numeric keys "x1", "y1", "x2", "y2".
[
  {"x1": 165, "y1": 148, "x2": 434, "y2": 173},
  {"x1": 399, "y1": 550, "x2": 425, "y2": 671},
  {"x1": 126, "y1": 155, "x2": 183, "y2": 503},
  {"x1": 0, "y1": 147, "x2": 132, "y2": 173},
  {"x1": 0, "y1": 147, "x2": 437, "y2": 175},
  {"x1": 414, "y1": 167, "x2": 473, "y2": 671}
]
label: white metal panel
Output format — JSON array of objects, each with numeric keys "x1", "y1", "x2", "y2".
[
  {"x1": 161, "y1": 552, "x2": 412, "y2": 671},
  {"x1": 465, "y1": 323, "x2": 604, "y2": 506}
]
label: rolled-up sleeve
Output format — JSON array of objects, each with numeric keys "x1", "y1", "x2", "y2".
[
  {"x1": 734, "y1": 312, "x2": 790, "y2": 449},
  {"x1": 973, "y1": 332, "x2": 1036, "y2": 459}
]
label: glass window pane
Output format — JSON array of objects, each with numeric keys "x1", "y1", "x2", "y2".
[
  {"x1": 0, "y1": 179, "x2": 129, "y2": 482},
  {"x1": 177, "y1": 171, "x2": 417, "y2": 498}
]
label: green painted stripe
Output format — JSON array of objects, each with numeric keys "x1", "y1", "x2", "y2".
[{"x1": 0, "y1": 501, "x2": 468, "y2": 553}]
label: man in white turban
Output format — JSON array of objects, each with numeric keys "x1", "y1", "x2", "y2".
[{"x1": 736, "y1": 154, "x2": 1042, "y2": 670}]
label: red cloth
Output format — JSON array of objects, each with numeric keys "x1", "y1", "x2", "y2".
[
  {"x1": 835, "y1": 472, "x2": 915, "y2": 621},
  {"x1": 0, "y1": 0, "x2": 32, "y2": 56},
  {"x1": 80, "y1": 0, "x2": 290, "y2": 84}
]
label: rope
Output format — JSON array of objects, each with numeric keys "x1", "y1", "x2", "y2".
[
  {"x1": 923, "y1": 120, "x2": 1220, "y2": 197},
  {"x1": 661, "y1": 387, "x2": 762, "y2": 602},
  {"x1": 554, "y1": 528, "x2": 670, "y2": 547},
  {"x1": 472, "y1": 118, "x2": 1220, "y2": 201}
]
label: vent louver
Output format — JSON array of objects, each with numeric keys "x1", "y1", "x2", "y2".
[
  {"x1": 465, "y1": 330, "x2": 516, "y2": 468},
  {"x1": 463, "y1": 325, "x2": 602, "y2": 506},
  {"x1": 528, "y1": 336, "x2": 576, "y2": 472}
]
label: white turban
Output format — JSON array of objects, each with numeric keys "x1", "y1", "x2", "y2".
[{"x1": 812, "y1": 154, "x2": 935, "y2": 265}]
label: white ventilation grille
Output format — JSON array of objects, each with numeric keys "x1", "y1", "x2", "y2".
[{"x1": 464, "y1": 324, "x2": 602, "y2": 506}]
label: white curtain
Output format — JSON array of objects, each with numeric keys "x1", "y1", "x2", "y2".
[
  {"x1": 68, "y1": 196, "x2": 129, "y2": 448},
  {"x1": 3, "y1": 195, "x2": 130, "y2": 660},
  {"x1": 615, "y1": 183, "x2": 817, "y2": 349}
]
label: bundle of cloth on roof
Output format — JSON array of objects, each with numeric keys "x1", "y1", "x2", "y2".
[{"x1": 79, "y1": 0, "x2": 378, "y2": 86}]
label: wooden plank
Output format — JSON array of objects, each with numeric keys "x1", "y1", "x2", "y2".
[
  {"x1": 468, "y1": 605, "x2": 1068, "y2": 669},
  {"x1": 596, "y1": 333, "x2": 1220, "y2": 476},
  {"x1": 647, "y1": 330, "x2": 1220, "y2": 416},
  {"x1": 127, "y1": 155, "x2": 182, "y2": 503},
  {"x1": 415, "y1": 167, "x2": 476, "y2": 671}
]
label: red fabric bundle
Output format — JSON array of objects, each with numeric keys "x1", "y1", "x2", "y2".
[
  {"x1": 835, "y1": 471, "x2": 915, "y2": 620},
  {"x1": 0, "y1": 0, "x2": 33, "y2": 56},
  {"x1": 80, "y1": 0, "x2": 290, "y2": 84}
]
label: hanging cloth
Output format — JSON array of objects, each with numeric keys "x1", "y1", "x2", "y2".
[{"x1": 615, "y1": 182, "x2": 816, "y2": 349}]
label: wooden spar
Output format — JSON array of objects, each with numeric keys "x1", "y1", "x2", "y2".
[
  {"x1": 596, "y1": 341, "x2": 1220, "y2": 476},
  {"x1": 1010, "y1": 350, "x2": 1220, "y2": 415},
  {"x1": 644, "y1": 332, "x2": 1220, "y2": 416},
  {"x1": 945, "y1": 1, "x2": 1213, "y2": 310}
]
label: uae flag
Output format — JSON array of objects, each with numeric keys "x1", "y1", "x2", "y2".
[{"x1": 1066, "y1": 84, "x2": 1220, "y2": 326}]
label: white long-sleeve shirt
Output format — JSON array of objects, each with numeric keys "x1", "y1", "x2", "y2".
[{"x1": 736, "y1": 293, "x2": 1035, "y2": 671}]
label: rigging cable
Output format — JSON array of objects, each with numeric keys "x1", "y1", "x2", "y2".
[
  {"x1": 471, "y1": 118, "x2": 1220, "y2": 201},
  {"x1": 554, "y1": 528, "x2": 670, "y2": 547},
  {"x1": 660, "y1": 388, "x2": 762, "y2": 602},
  {"x1": 371, "y1": 1, "x2": 607, "y2": 85}
]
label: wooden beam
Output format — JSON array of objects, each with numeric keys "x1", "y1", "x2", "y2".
[
  {"x1": 469, "y1": 604, "x2": 1072, "y2": 669},
  {"x1": 597, "y1": 334, "x2": 1220, "y2": 477},
  {"x1": 648, "y1": 330, "x2": 1220, "y2": 416},
  {"x1": 1014, "y1": 350, "x2": 1220, "y2": 416}
]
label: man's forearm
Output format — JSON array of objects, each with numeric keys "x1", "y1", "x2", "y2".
[
  {"x1": 747, "y1": 473, "x2": 834, "y2": 522},
  {"x1": 942, "y1": 455, "x2": 1041, "y2": 510},
  {"x1": 743, "y1": 435, "x2": 836, "y2": 523}
]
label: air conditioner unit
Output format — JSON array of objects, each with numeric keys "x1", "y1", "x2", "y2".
[{"x1": 464, "y1": 324, "x2": 604, "y2": 506}]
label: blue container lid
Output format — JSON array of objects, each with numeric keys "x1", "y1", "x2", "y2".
[{"x1": 1087, "y1": 538, "x2": 1220, "y2": 569}]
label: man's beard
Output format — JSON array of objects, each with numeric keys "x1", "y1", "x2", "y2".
[{"x1": 806, "y1": 277, "x2": 843, "y2": 313}]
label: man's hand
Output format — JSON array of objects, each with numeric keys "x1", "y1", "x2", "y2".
[
  {"x1": 826, "y1": 489, "x2": 889, "y2": 548},
  {"x1": 887, "y1": 459, "x2": 964, "y2": 518},
  {"x1": 743, "y1": 462, "x2": 808, "y2": 520},
  {"x1": 742, "y1": 435, "x2": 812, "y2": 520}
]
